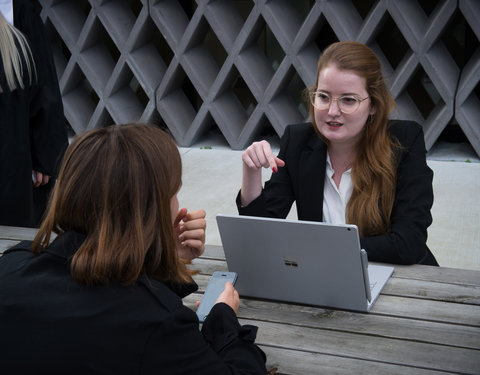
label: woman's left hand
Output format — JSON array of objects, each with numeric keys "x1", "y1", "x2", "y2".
[
  {"x1": 173, "y1": 208, "x2": 206, "y2": 260},
  {"x1": 32, "y1": 170, "x2": 50, "y2": 187}
]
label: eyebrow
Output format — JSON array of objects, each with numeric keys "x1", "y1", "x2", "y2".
[{"x1": 316, "y1": 90, "x2": 362, "y2": 97}]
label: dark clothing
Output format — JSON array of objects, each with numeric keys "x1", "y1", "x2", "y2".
[
  {"x1": 0, "y1": 231, "x2": 267, "y2": 374},
  {"x1": 0, "y1": 0, "x2": 68, "y2": 227},
  {"x1": 237, "y1": 121, "x2": 438, "y2": 266}
]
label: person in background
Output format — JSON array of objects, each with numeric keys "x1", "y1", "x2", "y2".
[
  {"x1": 0, "y1": 0, "x2": 67, "y2": 227},
  {"x1": 0, "y1": 123, "x2": 267, "y2": 374},
  {"x1": 238, "y1": 41, "x2": 438, "y2": 266}
]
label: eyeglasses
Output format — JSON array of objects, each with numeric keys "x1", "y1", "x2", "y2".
[{"x1": 309, "y1": 91, "x2": 369, "y2": 114}]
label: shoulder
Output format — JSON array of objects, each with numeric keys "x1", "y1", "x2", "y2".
[
  {"x1": 387, "y1": 120, "x2": 425, "y2": 148},
  {"x1": 13, "y1": 0, "x2": 39, "y2": 29},
  {"x1": 0, "y1": 240, "x2": 35, "y2": 275},
  {"x1": 138, "y1": 278, "x2": 191, "y2": 313},
  {"x1": 283, "y1": 123, "x2": 316, "y2": 138},
  {"x1": 13, "y1": 0, "x2": 48, "y2": 53},
  {"x1": 3, "y1": 240, "x2": 34, "y2": 257},
  {"x1": 281, "y1": 123, "x2": 320, "y2": 148}
]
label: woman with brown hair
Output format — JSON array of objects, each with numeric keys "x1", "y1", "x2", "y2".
[
  {"x1": 238, "y1": 41, "x2": 438, "y2": 266},
  {"x1": 0, "y1": 123, "x2": 267, "y2": 374}
]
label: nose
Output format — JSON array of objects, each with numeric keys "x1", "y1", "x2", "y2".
[{"x1": 327, "y1": 98, "x2": 341, "y2": 116}]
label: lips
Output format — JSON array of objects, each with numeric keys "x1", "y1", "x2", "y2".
[{"x1": 327, "y1": 121, "x2": 343, "y2": 127}]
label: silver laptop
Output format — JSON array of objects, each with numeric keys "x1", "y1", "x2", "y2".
[{"x1": 216, "y1": 214, "x2": 394, "y2": 312}]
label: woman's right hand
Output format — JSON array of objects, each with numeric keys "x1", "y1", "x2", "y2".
[
  {"x1": 215, "y1": 282, "x2": 240, "y2": 314},
  {"x1": 240, "y1": 141, "x2": 285, "y2": 207},
  {"x1": 242, "y1": 140, "x2": 285, "y2": 173}
]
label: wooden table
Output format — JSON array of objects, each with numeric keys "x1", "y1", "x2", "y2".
[{"x1": 2, "y1": 226, "x2": 479, "y2": 374}]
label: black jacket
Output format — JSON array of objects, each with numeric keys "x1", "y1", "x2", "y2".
[
  {"x1": 0, "y1": 0, "x2": 68, "y2": 227},
  {"x1": 237, "y1": 121, "x2": 438, "y2": 266},
  {"x1": 0, "y1": 231, "x2": 267, "y2": 374}
]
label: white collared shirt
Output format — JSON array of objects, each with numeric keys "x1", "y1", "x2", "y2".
[
  {"x1": 0, "y1": 0, "x2": 13, "y2": 25},
  {"x1": 322, "y1": 153, "x2": 353, "y2": 224}
]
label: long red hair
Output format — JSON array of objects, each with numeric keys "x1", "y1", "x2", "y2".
[{"x1": 309, "y1": 41, "x2": 399, "y2": 236}]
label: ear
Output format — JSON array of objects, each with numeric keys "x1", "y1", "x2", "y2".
[{"x1": 369, "y1": 102, "x2": 376, "y2": 116}]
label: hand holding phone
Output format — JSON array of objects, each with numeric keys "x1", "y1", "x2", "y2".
[{"x1": 196, "y1": 271, "x2": 238, "y2": 322}]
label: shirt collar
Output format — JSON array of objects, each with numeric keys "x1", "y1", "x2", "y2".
[
  {"x1": 0, "y1": 0, "x2": 13, "y2": 25},
  {"x1": 44, "y1": 231, "x2": 87, "y2": 259}
]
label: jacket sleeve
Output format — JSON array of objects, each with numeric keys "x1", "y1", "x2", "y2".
[
  {"x1": 140, "y1": 303, "x2": 266, "y2": 374},
  {"x1": 360, "y1": 122, "x2": 434, "y2": 264},
  {"x1": 237, "y1": 126, "x2": 296, "y2": 219}
]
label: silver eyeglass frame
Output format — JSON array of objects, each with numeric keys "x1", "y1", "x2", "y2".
[{"x1": 309, "y1": 91, "x2": 369, "y2": 114}]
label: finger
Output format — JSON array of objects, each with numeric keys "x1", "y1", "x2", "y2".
[
  {"x1": 243, "y1": 141, "x2": 270, "y2": 169},
  {"x1": 217, "y1": 282, "x2": 233, "y2": 301},
  {"x1": 41, "y1": 175, "x2": 51, "y2": 185},
  {"x1": 181, "y1": 218, "x2": 207, "y2": 232},
  {"x1": 273, "y1": 157, "x2": 286, "y2": 171},
  {"x1": 259, "y1": 141, "x2": 278, "y2": 172},
  {"x1": 242, "y1": 145, "x2": 262, "y2": 169},
  {"x1": 183, "y1": 209, "x2": 206, "y2": 222},
  {"x1": 224, "y1": 282, "x2": 234, "y2": 292},
  {"x1": 34, "y1": 171, "x2": 42, "y2": 187},
  {"x1": 242, "y1": 149, "x2": 258, "y2": 169},
  {"x1": 180, "y1": 231, "x2": 205, "y2": 250},
  {"x1": 179, "y1": 237, "x2": 205, "y2": 252},
  {"x1": 173, "y1": 208, "x2": 188, "y2": 228}
]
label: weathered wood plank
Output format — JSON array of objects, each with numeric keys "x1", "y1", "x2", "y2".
[
  {"x1": 0, "y1": 226, "x2": 37, "y2": 240},
  {"x1": 392, "y1": 264, "x2": 480, "y2": 287},
  {"x1": 202, "y1": 244, "x2": 225, "y2": 260},
  {"x1": 260, "y1": 346, "x2": 456, "y2": 375},
  {"x1": 383, "y1": 277, "x2": 480, "y2": 304},
  {"x1": 190, "y1": 258, "x2": 228, "y2": 274},
  {"x1": 191, "y1": 273, "x2": 480, "y2": 326},
  {"x1": 247, "y1": 320, "x2": 480, "y2": 375},
  {"x1": 371, "y1": 295, "x2": 480, "y2": 326},
  {"x1": 183, "y1": 289, "x2": 480, "y2": 350}
]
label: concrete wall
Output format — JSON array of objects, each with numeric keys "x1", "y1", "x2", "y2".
[{"x1": 38, "y1": 0, "x2": 479, "y2": 155}]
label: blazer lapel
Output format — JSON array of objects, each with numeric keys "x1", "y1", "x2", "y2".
[{"x1": 298, "y1": 137, "x2": 326, "y2": 221}]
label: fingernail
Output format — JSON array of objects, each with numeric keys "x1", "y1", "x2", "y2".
[{"x1": 272, "y1": 167, "x2": 278, "y2": 173}]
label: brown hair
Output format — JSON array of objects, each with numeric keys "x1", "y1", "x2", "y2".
[
  {"x1": 32, "y1": 123, "x2": 192, "y2": 285},
  {"x1": 308, "y1": 41, "x2": 399, "y2": 236}
]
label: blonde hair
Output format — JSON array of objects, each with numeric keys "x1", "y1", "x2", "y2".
[
  {"x1": 0, "y1": 12, "x2": 36, "y2": 93},
  {"x1": 309, "y1": 41, "x2": 399, "y2": 236}
]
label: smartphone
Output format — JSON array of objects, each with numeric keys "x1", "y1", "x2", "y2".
[{"x1": 196, "y1": 271, "x2": 238, "y2": 322}]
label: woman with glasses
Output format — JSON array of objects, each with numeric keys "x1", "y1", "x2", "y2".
[{"x1": 237, "y1": 41, "x2": 438, "y2": 266}]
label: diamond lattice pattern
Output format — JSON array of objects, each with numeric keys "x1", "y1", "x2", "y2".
[{"x1": 38, "y1": 0, "x2": 479, "y2": 156}]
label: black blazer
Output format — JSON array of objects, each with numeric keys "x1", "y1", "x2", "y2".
[
  {"x1": 238, "y1": 121, "x2": 438, "y2": 266},
  {"x1": 0, "y1": 232, "x2": 267, "y2": 374}
]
